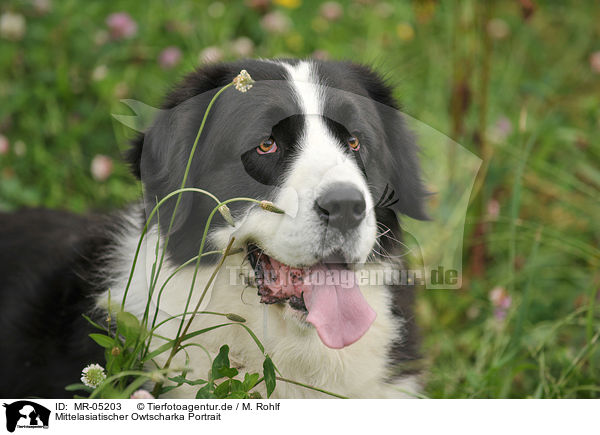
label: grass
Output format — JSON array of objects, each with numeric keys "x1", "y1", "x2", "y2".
[{"x1": 0, "y1": 0, "x2": 599, "y2": 398}]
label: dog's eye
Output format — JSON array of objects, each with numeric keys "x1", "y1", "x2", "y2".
[
  {"x1": 347, "y1": 136, "x2": 360, "y2": 151},
  {"x1": 257, "y1": 137, "x2": 278, "y2": 154}
]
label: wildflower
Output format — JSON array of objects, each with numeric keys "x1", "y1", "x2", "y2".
[
  {"x1": 590, "y1": 51, "x2": 600, "y2": 74},
  {"x1": 106, "y1": 12, "x2": 137, "y2": 40},
  {"x1": 261, "y1": 11, "x2": 292, "y2": 34},
  {"x1": 207, "y1": 2, "x2": 226, "y2": 18},
  {"x1": 218, "y1": 205, "x2": 235, "y2": 226},
  {"x1": 486, "y1": 199, "x2": 500, "y2": 221},
  {"x1": 0, "y1": 135, "x2": 9, "y2": 155},
  {"x1": 233, "y1": 69, "x2": 255, "y2": 93},
  {"x1": 158, "y1": 46, "x2": 182, "y2": 70},
  {"x1": 0, "y1": 12, "x2": 26, "y2": 41},
  {"x1": 493, "y1": 308, "x2": 508, "y2": 321},
  {"x1": 396, "y1": 23, "x2": 415, "y2": 41},
  {"x1": 375, "y1": 2, "x2": 394, "y2": 19},
  {"x1": 81, "y1": 364, "x2": 106, "y2": 388},
  {"x1": 130, "y1": 389, "x2": 154, "y2": 399},
  {"x1": 274, "y1": 0, "x2": 302, "y2": 8},
  {"x1": 91, "y1": 154, "x2": 113, "y2": 181},
  {"x1": 489, "y1": 286, "x2": 511, "y2": 309},
  {"x1": 466, "y1": 305, "x2": 481, "y2": 320},
  {"x1": 488, "y1": 116, "x2": 513, "y2": 144},
  {"x1": 320, "y1": 2, "x2": 343, "y2": 21},
  {"x1": 489, "y1": 286, "x2": 511, "y2": 322},
  {"x1": 231, "y1": 37, "x2": 254, "y2": 58},
  {"x1": 199, "y1": 46, "x2": 224, "y2": 64},
  {"x1": 487, "y1": 18, "x2": 510, "y2": 40},
  {"x1": 13, "y1": 140, "x2": 26, "y2": 156},
  {"x1": 33, "y1": 0, "x2": 52, "y2": 15},
  {"x1": 92, "y1": 64, "x2": 108, "y2": 81}
]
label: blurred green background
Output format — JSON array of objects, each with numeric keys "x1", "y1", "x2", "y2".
[{"x1": 1, "y1": 0, "x2": 599, "y2": 398}]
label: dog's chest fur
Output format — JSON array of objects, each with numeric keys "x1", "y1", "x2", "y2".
[{"x1": 99, "y1": 226, "x2": 418, "y2": 399}]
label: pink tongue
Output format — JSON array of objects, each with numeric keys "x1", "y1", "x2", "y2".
[{"x1": 302, "y1": 264, "x2": 376, "y2": 349}]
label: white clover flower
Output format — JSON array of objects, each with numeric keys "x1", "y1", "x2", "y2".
[
  {"x1": 0, "y1": 12, "x2": 26, "y2": 41},
  {"x1": 81, "y1": 363, "x2": 107, "y2": 388},
  {"x1": 231, "y1": 37, "x2": 254, "y2": 58},
  {"x1": 199, "y1": 46, "x2": 224, "y2": 64},
  {"x1": 233, "y1": 69, "x2": 254, "y2": 93}
]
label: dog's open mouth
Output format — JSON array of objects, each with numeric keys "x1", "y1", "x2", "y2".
[{"x1": 247, "y1": 243, "x2": 377, "y2": 349}]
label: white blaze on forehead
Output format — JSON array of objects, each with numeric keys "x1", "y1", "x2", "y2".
[
  {"x1": 280, "y1": 60, "x2": 323, "y2": 116},
  {"x1": 279, "y1": 60, "x2": 371, "y2": 204}
]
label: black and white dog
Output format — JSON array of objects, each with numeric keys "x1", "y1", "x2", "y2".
[{"x1": 0, "y1": 59, "x2": 428, "y2": 398}]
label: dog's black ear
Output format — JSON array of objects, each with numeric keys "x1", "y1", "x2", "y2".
[
  {"x1": 124, "y1": 63, "x2": 235, "y2": 181},
  {"x1": 348, "y1": 62, "x2": 430, "y2": 221}
]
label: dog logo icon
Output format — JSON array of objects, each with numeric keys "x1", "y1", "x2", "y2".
[{"x1": 3, "y1": 401, "x2": 50, "y2": 432}]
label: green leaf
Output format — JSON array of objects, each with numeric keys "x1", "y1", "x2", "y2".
[
  {"x1": 142, "y1": 340, "x2": 175, "y2": 363},
  {"x1": 142, "y1": 323, "x2": 235, "y2": 363},
  {"x1": 243, "y1": 373, "x2": 260, "y2": 391},
  {"x1": 121, "y1": 376, "x2": 152, "y2": 399},
  {"x1": 117, "y1": 311, "x2": 141, "y2": 345},
  {"x1": 214, "y1": 380, "x2": 232, "y2": 398},
  {"x1": 110, "y1": 355, "x2": 122, "y2": 374},
  {"x1": 96, "y1": 383, "x2": 122, "y2": 399},
  {"x1": 263, "y1": 356, "x2": 276, "y2": 398},
  {"x1": 214, "y1": 366, "x2": 238, "y2": 380},
  {"x1": 196, "y1": 384, "x2": 215, "y2": 399},
  {"x1": 168, "y1": 375, "x2": 208, "y2": 386},
  {"x1": 89, "y1": 333, "x2": 115, "y2": 349},
  {"x1": 228, "y1": 391, "x2": 248, "y2": 399},
  {"x1": 159, "y1": 385, "x2": 179, "y2": 395},
  {"x1": 82, "y1": 314, "x2": 108, "y2": 332},
  {"x1": 211, "y1": 345, "x2": 230, "y2": 375},
  {"x1": 211, "y1": 344, "x2": 238, "y2": 379},
  {"x1": 230, "y1": 379, "x2": 244, "y2": 392},
  {"x1": 65, "y1": 383, "x2": 93, "y2": 393}
]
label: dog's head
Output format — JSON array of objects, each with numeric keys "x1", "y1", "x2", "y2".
[{"x1": 128, "y1": 59, "x2": 428, "y2": 348}]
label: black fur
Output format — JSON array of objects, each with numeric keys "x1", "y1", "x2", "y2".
[{"x1": 0, "y1": 209, "x2": 109, "y2": 398}]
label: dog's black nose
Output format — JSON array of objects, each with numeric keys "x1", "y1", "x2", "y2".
[{"x1": 316, "y1": 183, "x2": 366, "y2": 232}]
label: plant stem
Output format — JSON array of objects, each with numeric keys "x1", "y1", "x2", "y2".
[
  {"x1": 147, "y1": 83, "x2": 233, "y2": 317},
  {"x1": 143, "y1": 247, "x2": 243, "y2": 358},
  {"x1": 119, "y1": 188, "x2": 221, "y2": 310},
  {"x1": 275, "y1": 376, "x2": 348, "y2": 399},
  {"x1": 151, "y1": 237, "x2": 236, "y2": 397}
]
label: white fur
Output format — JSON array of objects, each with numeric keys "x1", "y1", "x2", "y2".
[{"x1": 96, "y1": 60, "x2": 419, "y2": 398}]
